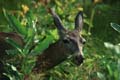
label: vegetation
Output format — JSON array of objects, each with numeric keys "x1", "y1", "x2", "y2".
[{"x1": 0, "y1": 0, "x2": 120, "y2": 80}]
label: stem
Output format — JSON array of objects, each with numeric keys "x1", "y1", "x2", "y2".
[
  {"x1": 88, "y1": 8, "x2": 95, "y2": 35},
  {"x1": 118, "y1": 59, "x2": 120, "y2": 80}
]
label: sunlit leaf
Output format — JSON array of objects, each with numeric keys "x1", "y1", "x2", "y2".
[
  {"x1": 97, "y1": 72, "x2": 105, "y2": 80},
  {"x1": 54, "y1": 70, "x2": 62, "y2": 77},
  {"x1": 55, "y1": 1, "x2": 62, "y2": 7},
  {"x1": 114, "y1": 45, "x2": 120, "y2": 54},
  {"x1": 3, "y1": 63, "x2": 23, "y2": 80},
  {"x1": 104, "y1": 42, "x2": 114, "y2": 49},
  {"x1": 57, "y1": 7, "x2": 63, "y2": 15},
  {"x1": 111, "y1": 23, "x2": 120, "y2": 33},
  {"x1": 104, "y1": 42, "x2": 120, "y2": 54},
  {"x1": 49, "y1": 29, "x2": 59, "y2": 40}
]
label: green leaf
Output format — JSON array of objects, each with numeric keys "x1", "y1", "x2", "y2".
[
  {"x1": 104, "y1": 42, "x2": 114, "y2": 49},
  {"x1": 23, "y1": 36, "x2": 33, "y2": 55},
  {"x1": 49, "y1": 29, "x2": 59, "y2": 40},
  {"x1": 6, "y1": 37, "x2": 23, "y2": 55},
  {"x1": 21, "y1": 59, "x2": 35, "y2": 75},
  {"x1": 104, "y1": 42, "x2": 120, "y2": 54},
  {"x1": 110, "y1": 23, "x2": 120, "y2": 33},
  {"x1": 118, "y1": 59, "x2": 120, "y2": 80},
  {"x1": 6, "y1": 49, "x2": 19, "y2": 55},
  {"x1": 3, "y1": 63, "x2": 23, "y2": 80},
  {"x1": 114, "y1": 45, "x2": 120, "y2": 54},
  {"x1": 3, "y1": 9, "x2": 27, "y2": 36},
  {"x1": 55, "y1": 1, "x2": 62, "y2": 7},
  {"x1": 31, "y1": 35, "x2": 54, "y2": 55},
  {"x1": 26, "y1": 11, "x2": 35, "y2": 21},
  {"x1": 84, "y1": 19, "x2": 93, "y2": 27},
  {"x1": 26, "y1": 11, "x2": 37, "y2": 33},
  {"x1": 27, "y1": 28, "x2": 34, "y2": 38},
  {"x1": 107, "y1": 64, "x2": 113, "y2": 76},
  {"x1": 97, "y1": 72, "x2": 105, "y2": 80},
  {"x1": 23, "y1": 28, "x2": 34, "y2": 54}
]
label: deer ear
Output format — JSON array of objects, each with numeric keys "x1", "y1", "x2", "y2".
[
  {"x1": 75, "y1": 11, "x2": 83, "y2": 32},
  {"x1": 50, "y1": 9, "x2": 66, "y2": 33}
]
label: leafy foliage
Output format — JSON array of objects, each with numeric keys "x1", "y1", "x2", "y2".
[
  {"x1": 0, "y1": 0, "x2": 120, "y2": 80},
  {"x1": 2, "y1": 7, "x2": 57, "y2": 79}
]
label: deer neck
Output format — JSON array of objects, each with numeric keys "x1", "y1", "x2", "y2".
[{"x1": 33, "y1": 40, "x2": 71, "y2": 73}]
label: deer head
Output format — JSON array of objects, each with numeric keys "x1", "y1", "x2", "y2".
[{"x1": 50, "y1": 9, "x2": 86, "y2": 65}]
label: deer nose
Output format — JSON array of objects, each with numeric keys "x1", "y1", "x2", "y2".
[
  {"x1": 73, "y1": 41, "x2": 84, "y2": 65},
  {"x1": 75, "y1": 55, "x2": 84, "y2": 65}
]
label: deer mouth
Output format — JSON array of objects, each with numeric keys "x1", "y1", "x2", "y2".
[
  {"x1": 73, "y1": 46, "x2": 84, "y2": 65},
  {"x1": 74, "y1": 55, "x2": 84, "y2": 65}
]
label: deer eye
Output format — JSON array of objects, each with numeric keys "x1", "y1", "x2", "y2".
[
  {"x1": 81, "y1": 38, "x2": 86, "y2": 44},
  {"x1": 80, "y1": 37, "x2": 86, "y2": 44},
  {"x1": 83, "y1": 40, "x2": 86, "y2": 44},
  {"x1": 63, "y1": 39, "x2": 70, "y2": 43}
]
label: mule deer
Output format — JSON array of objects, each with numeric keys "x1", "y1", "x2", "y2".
[
  {"x1": 33, "y1": 9, "x2": 86, "y2": 73},
  {"x1": 0, "y1": 9, "x2": 86, "y2": 74}
]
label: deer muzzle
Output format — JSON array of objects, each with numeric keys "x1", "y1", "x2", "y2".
[
  {"x1": 74, "y1": 46, "x2": 84, "y2": 65},
  {"x1": 75, "y1": 54, "x2": 84, "y2": 65}
]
